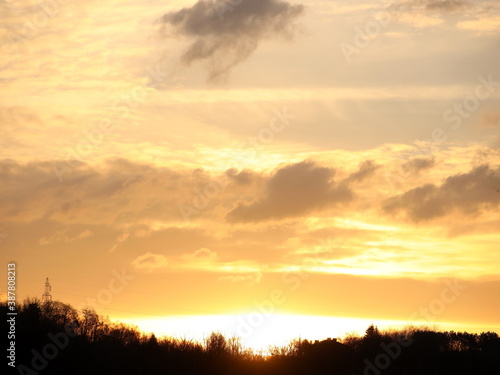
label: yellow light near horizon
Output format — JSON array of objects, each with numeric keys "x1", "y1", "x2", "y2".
[{"x1": 117, "y1": 314, "x2": 472, "y2": 353}]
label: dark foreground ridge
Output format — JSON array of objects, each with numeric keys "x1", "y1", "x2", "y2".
[{"x1": 2, "y1": 299, "x2": 499, "y2": 375}]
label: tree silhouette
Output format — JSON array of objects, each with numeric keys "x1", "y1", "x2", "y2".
[{"x1": 3, "y1": 299, "x2": 499, "y2": 375}]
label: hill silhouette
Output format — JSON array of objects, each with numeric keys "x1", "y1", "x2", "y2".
[{"x1": 3, "y1": 298, "x2": 499, "y2": 374}]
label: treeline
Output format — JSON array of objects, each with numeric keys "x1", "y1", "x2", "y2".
[{"x1": 2, "y1": 298, "x2": 499, "y2": 375}]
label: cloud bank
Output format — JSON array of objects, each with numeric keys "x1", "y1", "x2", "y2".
[
  {"x1": 384, "y1": 164, "x2": 500, "y2": 221},
  {"x1": 227, "y1": 161, "x2": 353, "y2": 222}
]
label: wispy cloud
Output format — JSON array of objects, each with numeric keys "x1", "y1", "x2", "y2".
[
  {"x1": 39, "y1": 229, "x2": 94, "y2": 245},
  {"x1": 132, "y1": 252, "x2": 168, "y2": 271},
  {"x1": 392, "y1": 0, "x2": 468, "y2": 13}
]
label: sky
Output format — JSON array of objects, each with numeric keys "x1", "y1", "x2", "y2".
[{"x1": 1, "y1": 0, "x2": 500, "y2": 350}]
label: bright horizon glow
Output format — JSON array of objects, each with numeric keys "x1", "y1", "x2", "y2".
[{"x1": 117, "y1": 314, "x2": 487, "y2": 353}]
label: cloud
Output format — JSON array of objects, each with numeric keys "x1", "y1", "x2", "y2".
[
  {"x1": 77, "y1": 229, "x2": 94, "y2": 239},
  {"x1": 217, "y1": 272, "x2": 262, "y2": 285},
  {"x1": 472, "y1": 144, "x2": 500, "y2": 168},
  {"x1": 181, "y1": 247, "x2": 218, "y2": 263},
  {"x1": 226, "y1": 168, "x2": 255, "y2": 185},
  {"x1": 157, "y1": 0, "x2": 304, "y2": 82},
  {"x1": 39, "y1": 229, "x2": 94, "y2": 245},
  {"x1": 110, "y1": 232, "x2": 130, "y2": 252},
  {"x1": 169, "y1": 248, "x2": 261, "y2": 274},
  {"x1": 227, "y1": 161, "x2": 353, "y2": 222},
  {"x1": 400, "y1": 156, "x2": 436, "y2": 176},
  {"x1": 132, "y1": 252, "x2": 168, "y2": 271},
  {"x1": 423, "y1": 0, "x2": 467, "y2": 11},
  {"x1": 481, "y1": 110, "x2": 500, "y2": 129},
  {"x1": 0, "y1": 158, "x2": 193, "y2": 224},
  {"x1": 0, "y1": 106, "x2": 43, "y2": 150},
  {"x1": 393, "y1": 0, "x2": 467, "y2": 13},
  {"x1": 346, "y1": 160, "x2": 380, "y2": 183},
  {"x1": 384, "y1": 164, "x2": 500, "y2": 221},
  {"x1": 457, "y1": 15, "x2": 500, "y2": 31}
]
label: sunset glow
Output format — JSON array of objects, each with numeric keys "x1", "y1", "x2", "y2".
[
  {"x1": 1, "y1": 0, "x2": 500, "y2": 358},
  {"x1": 121, "y1": 314, "x2": 493, "y2": 353}
]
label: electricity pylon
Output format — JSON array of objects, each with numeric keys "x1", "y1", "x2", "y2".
[{"x1": 42, "y1": 277, "x2": 52, "y2": 302}]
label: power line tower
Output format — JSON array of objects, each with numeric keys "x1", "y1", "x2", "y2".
[{"x1": 42, "y1": 277, "x2": 52, "y2": 302}]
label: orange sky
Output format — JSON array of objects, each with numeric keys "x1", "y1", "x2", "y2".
[{"x1": 1, "y1": 0, "x2": 499, "y2": 347}]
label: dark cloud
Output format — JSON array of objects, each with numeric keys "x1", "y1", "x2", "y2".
[
  {"x1": 384, "y1": 164, "x2": 500, "y2": 222},
  {"x1": 401, "y1": 156, "x2": 436, "y2": 176},
  {"x1": 424, "y1": 0, "x2": 467, "y2": 11},
  {"x1": 226, "y1": 161, "x2": 353, "y2": 222},
  {"x1": 225, "y1": 168, "x2": 255, "y2": 185},
  {"x1": 158, "y1": 0, "x2": 304, "y2": 82},
  {"x1": 391, "y1": 0, "x2": 467, "y2": 13},
  {"x1": 346, "y1": 160, "x2": 380, "y2": 183}
]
